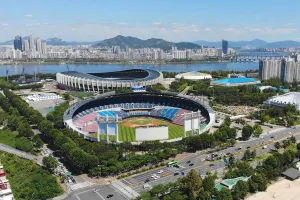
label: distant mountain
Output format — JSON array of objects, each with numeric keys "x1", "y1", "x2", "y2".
[
  {"x1": 193, "y1": 39, "x2": 300, "y2": 49},
  {"x1": 262, "y1": 40, "x2": 300, "y2": 48},
  {"x1": 0, "y1": 37, "x2": 99, "y2": 46},
  {"x1": 94, "y1": 35, "x2": 200, "y2": 50},
  {"x1": 193, "y1": 39, "x2": 268, "y2": 49}
]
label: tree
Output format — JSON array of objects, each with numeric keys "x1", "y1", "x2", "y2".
[
  {"x1": 251, "y1": 150, "x2": 256, "y2": 159},
  {"x1": 223, "y1": 117, "x2": 231, "y2": 127},
  {"x1": 229, "y1": 154, "x2": 235, "y2": 166},
  {"x1": 216, "y1": 187, "x2": 232, "y2": 200},
  {"x1": 283, "y1": 139, "x2": 291, "y2": 148},
  {"x1": 202, "y1": 175, "x2": 216, "y2": 194},
  {"x1": 229, "y1": 138, "x2": 236, "y2": 147},
  {"x1": 297, "y1": 143, "x2": 300, "y2": 151},
  {"x1": 290, "y1": 136, "x2": 296, "y2": 144},
  {"x1": 42, "y1": 156, "x2": 58, "y2": 172},
  {"x1": 248, "y1": 173, "x2": 268, "y2": 193},
  {"x1": 253, "y1": 124, "x2": 263, "y2": 137},
  {"x1": 242, "y1": 150, "x2": 252, "y2": 161},
  {"x1": 150, "y1": 184, "x2": 168, "y2": 197},
  {"x1": 242, "y1": 124, "x2": 253, "y2": 140},
  {"x1": 232, "y1": 180, "x2": 249, "y2": 200},
  {"x1": 179, "y1": 169, "x2": 202, "y2": 199},
  {"x1": 286, "y1": 117, "x2": 295, "y2": 127},
  {"x1": 274, "y1": 142, "x2": 281, "y2": 150},
  {"x1": 261, "y1": 115, "x2": 270, "y2": 124},
  {"x1": 15, "y1": 137, "x2": 34, "y2": 152}
]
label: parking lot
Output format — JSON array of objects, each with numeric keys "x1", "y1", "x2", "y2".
[{"x1": 66, "y1": 185, "x2": 127, "y2": 200}]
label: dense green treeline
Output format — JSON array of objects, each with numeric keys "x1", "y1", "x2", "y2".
[{"x1": 1, "y1": 152, "x2": 63, "y2": 200}]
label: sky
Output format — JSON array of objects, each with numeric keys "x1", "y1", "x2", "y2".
[{"x1": 0, "y1": 0, "x2": 300, "y2": 42}]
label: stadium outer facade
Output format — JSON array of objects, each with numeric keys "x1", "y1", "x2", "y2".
[
  {"x1": 63, "y1": 91, "x2": 215, "y2": 144},
  {"x1": 56, "y1": 69, "x2": 163, "y2": 92}
]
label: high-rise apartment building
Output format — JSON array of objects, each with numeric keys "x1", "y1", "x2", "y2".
[
  {"x1": 41, "y1": 43, "x2": 47, "y2": 54},
  {"x1": 14, "y1": 35, "x2": 22, "y2": 51},
  {"x1": 29, "y1": 35, "x2": 35, "y2": 50},
  {"x1": 36, "y1": 38, "x2": 42, "y2": 53},
  {"x1": 222, "y1": 40, "x2": 228, "y2": 54},
  {"x1": 259, "y1": 59, "x2": 300, "y2": 83},
  {"x1": 24, "y1": 40, "x2": 30, "y2": 51}
]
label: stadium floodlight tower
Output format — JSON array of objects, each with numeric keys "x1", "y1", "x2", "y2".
[
  {"x1": 182, "y1": 110, "x2": 205, "y2": 137},
  {"x1": 97, "y1": 113, "x2": 122, "y2": 143}
]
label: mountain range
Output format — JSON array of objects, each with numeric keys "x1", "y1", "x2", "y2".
[
  {"x1": 93, "y1": 35, "x2": 200, "y2": 50},
  {"x1": 1, "y1": 35, "x2": 300, "y2": 49},
  {"x1": 193, "y1": 39, "x2": 300, "y2": 49},
  {"x1": 0, "y1": 37, "x2": 100, "y2": 46},
  {"x1": 94, "y1": 36, "x2": 300, "y2": 49}
]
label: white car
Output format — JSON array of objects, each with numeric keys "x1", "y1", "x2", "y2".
[
  {"x1": 154, "y1": 175, "x2": 160, "y2": 180},
  {"x1": 144, "y1": 184, "x2": 152, "y2": 189},
  {"x1": 157, "y1": 170, "x2": 164, "y2": 174},
  {"x1": 151, "y1": 174, "x2": 156, "y2": 178}
]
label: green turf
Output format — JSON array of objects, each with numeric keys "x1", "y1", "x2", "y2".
[{"x1": 117, "y1": 117, "x2": 187, "y2": 142}]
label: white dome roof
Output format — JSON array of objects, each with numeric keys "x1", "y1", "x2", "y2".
[{"x1": 175, "y1": 71, "x2": 212, "y2": 80}]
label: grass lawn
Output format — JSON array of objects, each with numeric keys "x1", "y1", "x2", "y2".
[
  {"x1": 69, "y1": 91, "x2": 94, "y2": 100},
  {"x1": 0, "y1": 129, "x2": 18, "y2": 147}
]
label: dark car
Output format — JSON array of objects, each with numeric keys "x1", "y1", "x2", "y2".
[
  {"x1": 174, "y1": 172, "x2": 179, "y2": 176},
  {"x1": 226, "y1": 152, "x2": 231, "y2": 155},
  {"x1": 107, "y1": 194, "x2": 114, "y2": 198},
  {"x1": 247, "y1": 146, "x2": 251, "y2": 149},
  {"x1": 209, "y1": 163, "x2": 214, "y2": 167},
  {"x1": 186, "y1": 160, "x2": 191, "y2": 164},
  {"x1": 237, "y1": 147, "x2": 242, "y2": 150},
  {"x1": 189, "y1": 163, "x2": 194, "y2": 166},
  {"x1": 144, "y1": 179, "x2": 150, "y2": 183}
]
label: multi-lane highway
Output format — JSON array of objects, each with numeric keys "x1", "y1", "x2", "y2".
[{"x1": 122, "y1": 126, "x2": 300, "y2": 193}]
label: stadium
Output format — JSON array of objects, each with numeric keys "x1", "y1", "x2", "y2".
[
  {"x1": 63, "y1": 92, "x2": 215, "y2": 144},
  {"x1": 56, "y1": 69, "x2": 163, "y2": 92}
]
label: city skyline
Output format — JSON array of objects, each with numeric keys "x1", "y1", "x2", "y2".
[{"x1": 0, "y1": 0, "x2": 299, "y2": 42}]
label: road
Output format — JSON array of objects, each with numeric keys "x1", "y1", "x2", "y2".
[
  {"x1": 0, "y1": 143, "x2": 37, "y2": 161},
  {"x1": 123, "y1": 126, "x2": 300, "y2": 193},
  {"x1": 64, "y1": 184, "x2": 128, "y2": 200}
]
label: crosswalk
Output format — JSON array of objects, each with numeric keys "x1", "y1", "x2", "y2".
[
  {"x1": 111, "y1": 181, "x2": 140, "y2": 199},
  {"x1": 70, "y1": 182, "x2": 94, "y2": 191}
]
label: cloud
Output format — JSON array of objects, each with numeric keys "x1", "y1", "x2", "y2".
[
  {"x1": 24, "y1": 14, "x2": 32, "y2": 17},
  {"x1": 1, "y1": 23, "x2": 8, "y2": 26},
  {"x1": 152, "y1": 22, "x2": 161, "y2": 25},
  {"x1": 285, "y1": 23, "x2": 294, "y2": 26},
  {"x1": 224, "y1": 27, "x2": 235, "y2": 32}
]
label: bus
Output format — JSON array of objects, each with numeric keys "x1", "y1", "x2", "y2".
[{"x1": 168, "y1": 160, "x2": 179, "y2": 167}]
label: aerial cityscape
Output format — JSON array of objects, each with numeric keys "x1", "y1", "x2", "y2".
[{"x1": 1, "y1": 1, "x2": 300, "y2": 200}]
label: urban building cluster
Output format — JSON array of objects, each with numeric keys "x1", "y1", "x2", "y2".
[
  {"x1": 0, "y1": 36, "x2": 235, "y2": 61},
  {"x1": 259, "y1": 54, "x2": 300, "y2": 83}
]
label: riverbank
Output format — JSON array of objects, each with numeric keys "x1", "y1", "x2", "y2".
[
  {"x1": 0, "y1": 62, "x2": 259, "y2": 76},
  {"x1": 0, "y1": 59, "x2": 232, "y2": 66}
]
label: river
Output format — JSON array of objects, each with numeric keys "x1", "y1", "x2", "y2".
[{"x1": 0, "y1": 62, "x2": 259, "y2": 76}]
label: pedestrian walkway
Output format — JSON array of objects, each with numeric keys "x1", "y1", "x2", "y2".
[
  {"x1": 111, "y1": 181, "x2": 140, "y2": 199},
  {"x1": 0, "y1": 144, "x2": 36, "y2": 160},
  {"x1": 70, "y1": 182, "x2": 94, "y2": 191}
]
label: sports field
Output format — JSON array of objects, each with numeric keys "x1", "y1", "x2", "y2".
[{"x1": 118, "y1": 117, "x2": 186, "y2": 142}]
